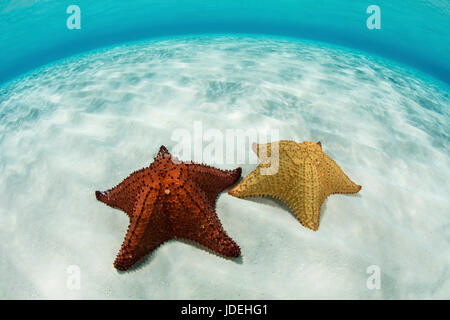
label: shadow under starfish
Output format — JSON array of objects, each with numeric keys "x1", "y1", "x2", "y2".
[{"x1": 116, "y1": 238, "x2": 244, "y2": 274}]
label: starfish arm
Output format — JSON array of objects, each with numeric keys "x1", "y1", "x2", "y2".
[
  {"x1": 95, "y1": 168, "x2": 152, "y2": 218},
  {"x1": 289, "y1": 160, "x2": 323, "y2": 231},
  {"x1": 324, "y1": 157, "x2": 362, "y2": 194},
  {"x1": 186, "y1": 163, "x2": 241, "y2": 201},
  {"x1": 169, "y1": 180, "x2": 240, "y2": 257},
  {"x1": 292, "y1": 203, "x2": 321, "y2": 231},
  {"x1": 228, "y1": 167, "x2": 273, "y2": 198},
  {"x1": 114, "y1": 186, "x2": 170, "y2": 270}
]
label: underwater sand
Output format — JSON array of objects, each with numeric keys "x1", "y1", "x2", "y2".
[{"x1": 0, "y1": 35, "x2": 449, "y2": 299}]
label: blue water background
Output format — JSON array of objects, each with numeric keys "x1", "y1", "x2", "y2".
[{"x1": 0, "y1": 0, "x2": 449, "y2": 86}]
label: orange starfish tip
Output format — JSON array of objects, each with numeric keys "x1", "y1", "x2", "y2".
[
  {"x1": 154, "y1": 145, "x2": 171, "y2": 161},
  {"x1": 226, "y1": 244, "x2": 241, "y2": 257},
  {"x1": 95, "y1": 190, "x2": 106, "y2": 202},
  {"x1": 114, "y1": 254, "x2": 136, "y2": 271}
]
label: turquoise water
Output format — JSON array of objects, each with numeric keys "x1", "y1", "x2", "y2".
[
  {"x1": 0, "y1": 1, "x2": 449, "y2": 299},
  {"x1": 0, "y1": 0, "x2": 449, "y2": 85}
]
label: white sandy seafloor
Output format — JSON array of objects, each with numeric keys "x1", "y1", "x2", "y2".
[{"x1": 0, "y1": 35, "x2": 449, "y2": 299}]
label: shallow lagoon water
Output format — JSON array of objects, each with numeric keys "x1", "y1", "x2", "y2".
[{"x1": 0, "y1": 35, "x2": 449, "y2": 299}]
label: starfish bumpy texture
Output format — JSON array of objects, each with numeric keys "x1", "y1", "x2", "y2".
[
  {"x1": 228, "y1": 141, "x2": 361, "y2": 231},
  {"x1": 95, "y1": 146, "x2": 242, "y2": 271}
]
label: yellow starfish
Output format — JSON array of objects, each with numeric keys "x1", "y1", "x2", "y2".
[{"x1": 228, "y1": 141, "x2": 362, "y2": 231}]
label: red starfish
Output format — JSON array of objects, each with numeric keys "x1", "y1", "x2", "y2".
[{"x1": 95, "y1": 146, "x2": 242, "y2": 271}]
